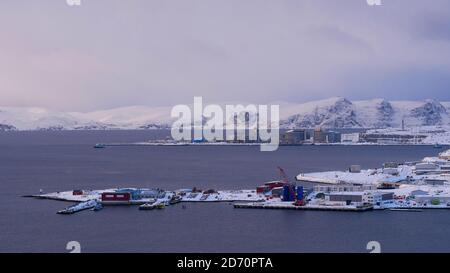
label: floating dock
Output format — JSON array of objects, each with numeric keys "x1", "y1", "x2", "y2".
[{"x1": 233, "y1": 202, "x2": 373, "y2": 212}]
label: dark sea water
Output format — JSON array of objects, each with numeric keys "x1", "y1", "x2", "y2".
[{"x1": 1, "y1": 130, "x2": 449, "y2": 253}]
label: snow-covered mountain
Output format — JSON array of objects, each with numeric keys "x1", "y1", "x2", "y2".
[
  {"x1": 1, "y1": 97, "x2": 450, "y2": 130},
  {"x1": 0, "y1": 106, "x2": 171, "y2": 131},
  {"x1": 279, "y1": 97, "x2": 450, "y2": 129}
]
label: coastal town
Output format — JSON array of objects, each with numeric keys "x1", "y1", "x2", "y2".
[
  {"x1": 28, "y1": 148, "x2": 450, "y2": 214},
  {"x1": 90, "y1": 125, "x2": 450, "y2": 149}
]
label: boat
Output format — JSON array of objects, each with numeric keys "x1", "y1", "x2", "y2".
[
  {"x1": 94, "y1": 143, "x2": 106, "y2": 149},
  {"x1": 92, "y1": 203, "x2": 103, "y2": 211},
  {"x1": 434, "y1": 144, "x2": 443, "y2": 149},
  {"x1": 155, "y1": 203, "x2": 165, "y2": 209},
  {"x1": 389, "y1": 208, "x2": 423, "y2": 212},
  {"x1": 139, "y1": 203, "x2": 156, "y2": 210},
  {"x1": 169, "y1": 195, "x2": 182, "y2": 205},
  {"x1": 57, "y1": 200, "x2": 98, "y2": 214}
]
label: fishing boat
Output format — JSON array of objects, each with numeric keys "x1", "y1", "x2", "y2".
[
  {"x1": 57, "y1": 200, "x2": 98, "y2": 214},
  {"x1": 94, "y1": 143, "x2": 106, "y2": 149},
  {"x1": 169, "y1": 195, "x2": 182, "y2": 205},
  {"x1": 139, "y1": 203, "x2": 156, "y2": 210}
]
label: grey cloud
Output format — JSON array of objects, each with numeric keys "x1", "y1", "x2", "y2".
[
  {"x1": 415, "y1": 13, "x2": 450, "y2": 42},
  {"x1": 0, "y1": 0, "x2": 450, "y2": 111}
]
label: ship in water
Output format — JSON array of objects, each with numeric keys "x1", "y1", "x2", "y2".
[
  {"x1": 57, "y1": 200, "x2": 98, "y2": 214},
  {"x1": 94, "y1": 143, "x2": 106, "y2": 149}
]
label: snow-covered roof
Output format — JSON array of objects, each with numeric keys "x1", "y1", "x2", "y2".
[{"x1": 440, "y1": 149, "x2": 450, "y2": 157}]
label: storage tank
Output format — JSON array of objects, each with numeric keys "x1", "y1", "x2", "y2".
[
  {"x1": 283, "y1": 185, "x2": 294, "y2": 201},
  {"x1": 296, "y1": 186, "x2": 303, "y2": 200}
]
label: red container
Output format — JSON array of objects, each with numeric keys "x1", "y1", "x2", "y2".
[
  {"x1": 264, "y1": 181, "x2": 286, "y2": 189},
  {"x1": 256, "y1": 186, "x2": 269, "y2": 193}
]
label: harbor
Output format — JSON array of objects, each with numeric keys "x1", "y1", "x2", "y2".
[
  {"x1": 233, "y1": 202, "x2": 373, "y2": 212},
  {"x1": 26, "y1": 148, "x2": 450, "y2": 215}
]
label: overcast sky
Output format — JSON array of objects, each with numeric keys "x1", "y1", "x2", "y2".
[{"x1": 1, "y1": 0, "x2": 450, "y2": 111}]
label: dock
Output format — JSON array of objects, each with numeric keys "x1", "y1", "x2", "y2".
[{"x1": 233, "y1": 202, "x2": 373, "y2": 212}]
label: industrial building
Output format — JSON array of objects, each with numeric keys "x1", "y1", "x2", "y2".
[
  {"x1": 363, "y1": 191, "x2": 394, "y2": 206},
  {"x1": 326, "y1": 191, "x2": 394, "y2": 206},
  {"x1": 341, "y1": 133, "x2": 360, "y2": 143},
  {"x1": 415, "y1": 195, "x2": 450, "y2": 205},
  {"x1": 279, "y1": 128, "x2": 342, "y2": 144},
  {"x1": 423, "y1": 179, "x2": 446, "y2": 186},
  {"x1": 327, "y1": 192, "x2": 364, "y2": 205},
  {"x1": 313, "y1": 128, "x2": 341, "y2": 143},
  {"x1": 359, "y1": 132, "x2": 427, "y2": 144},
  {"x1": 280, "y1": 129, "x2": 311, "y2": 145},
  {"x1": 314, "y1": 184, "x2": 377, "y2": 193}
]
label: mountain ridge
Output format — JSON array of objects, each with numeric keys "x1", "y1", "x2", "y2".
[{"x1": 1, "y1": 98, "x2": 450, "y2": 130}]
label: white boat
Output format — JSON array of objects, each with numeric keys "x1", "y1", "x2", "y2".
[
  {"x1": 139, "y1": 202, "x2": 156, "y2": 210},
  {"x1": 57, "y1": 200, "x2": 98, "y2": 214}
]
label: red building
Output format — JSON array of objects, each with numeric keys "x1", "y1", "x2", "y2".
[
  {"x1": 101, "y1": 192, "x2": 131, "y2": 204},
  {"x1": 72, "y1": 190, "x2": 83, "y2": 195},
  {"x1": 264, "y1": 181, "x2": 286, "y2": 189}
]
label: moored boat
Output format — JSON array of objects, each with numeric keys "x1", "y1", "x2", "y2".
[
  {"x1": 57, "y1": 200, "x2": 98, "y2": 214},
  {"x1": 94, "y1": 143, "x2": 106, "y2": 149},
  {"x1": 169, "y1": 195, "x2": 182, "y2": 205},
  {"x1": 139, "y1": 203, "x2": 156, "y2": 210},
  {"x1": 389, "y1": 208, "x2": 423, "y2": 212}
]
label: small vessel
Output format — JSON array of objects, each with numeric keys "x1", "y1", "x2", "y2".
[
  {"x1": 434, "y1": 144, "x2": 443, "y2": 149},
  {"x1": 57, "y1": 200, "x2": 98, "y2": 214},
  {"x1": 139, "y1": 203, "x2": 156, "y2": 210},
  {"x1": 389, "y1": 208, "x2": 423, "y2": 212},
  {"x1": 94, "y1": 143, "x2": 106, "y2": 149},
  {"x1": 155, "y1": 202, "x2": 165, "y2": 209},
  {"x1": 169, "y1": 195, "x2": 182, "y2": 205},
  {"x1": 92, "y1": 203, "x2": 103, "y2": 211}
]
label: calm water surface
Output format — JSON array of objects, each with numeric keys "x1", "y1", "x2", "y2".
[{"x1": 0, "y1": 130, "x2": 449, "y2": 252}]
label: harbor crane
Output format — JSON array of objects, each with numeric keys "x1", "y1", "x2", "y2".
[
  {"x1": 277, "y1": 166, "x2": 298, "y2": 201},
  {"x1": 277, "y1": 166, "x2": 290, "y2": 184}
]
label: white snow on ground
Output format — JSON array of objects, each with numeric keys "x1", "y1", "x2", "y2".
[
  {"x1": 297, "y1": 165, "x2": 413, "y2": 185},
  {"x1": 35, "y1": 189, "x2": 265, "y2": 203},
  {"x1": 365, "y1": 126, "x2": 450, "y2": 145},
  {"x1": 181, "y1": 190, "x2": 264, "y2": 202}
]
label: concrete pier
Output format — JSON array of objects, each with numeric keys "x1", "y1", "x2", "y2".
[{"x1": 234, "y1": 202, "x2": 373, "y2": 212}]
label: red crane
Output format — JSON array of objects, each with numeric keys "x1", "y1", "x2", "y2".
[
  {"x1": 277, "y1": 166, "x2": 290, "y2": 183},
  {"x1": 277, "y1": 166, "x2": 297, "y2": 201}
]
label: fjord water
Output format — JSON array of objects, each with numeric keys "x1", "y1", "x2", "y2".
[{"x1": 1, "y1": 130, "x2": 449, "y2": 253}]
